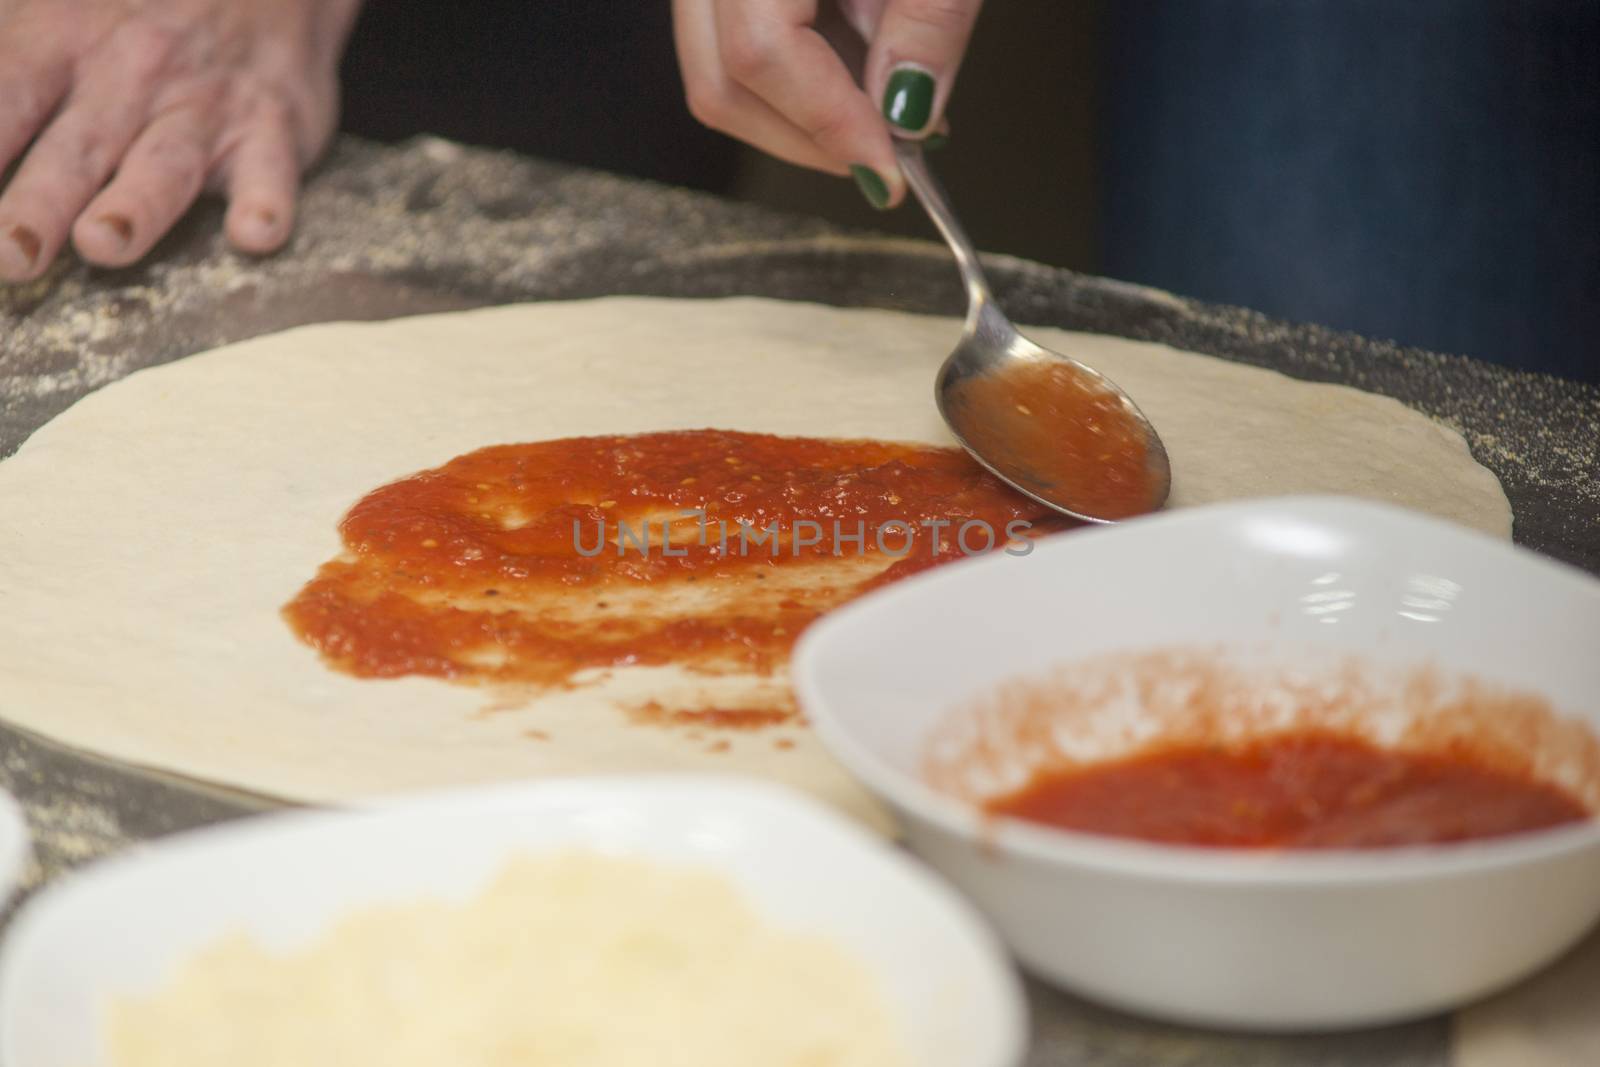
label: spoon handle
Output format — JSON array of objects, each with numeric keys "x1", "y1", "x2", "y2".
[{"x1": 895, "y1": 140, "x2": 997, "y2": 318}]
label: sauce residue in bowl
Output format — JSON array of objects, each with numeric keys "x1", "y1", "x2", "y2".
[
  {"x1": 944, "y1": 358, "x2": 1162, "y2": 521},
  {"x1": 986, "y1": 730, "x2": 1591, "y2": 849},
  {"x1": 925, "y1": 649, "x2": 1600, "y2": 851}
]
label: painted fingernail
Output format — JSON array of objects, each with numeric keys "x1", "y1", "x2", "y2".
[
  {"x1": 882, "y1": 65, "x2": 936, "y2": 133},
  {"x1": 922, "y1": 131, "x2": 950, "y2": 152},
  {"x1": 2, "y1": 224, "x2": 41, "y2": 275},
  {"x1": 96, "y1": 214, "x2": 134, "y2": 247},
  {"x1": 850, "y1": 165, "x2": 891, "y2": 210}
]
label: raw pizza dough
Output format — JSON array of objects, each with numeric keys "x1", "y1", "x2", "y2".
[{"x1": 0, "y1": 297, "x2": 1510, "y2": 829}]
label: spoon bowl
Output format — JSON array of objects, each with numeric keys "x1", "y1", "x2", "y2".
[{"x1": 898, "y1": 141, "x2": 1171, "y2": 524}]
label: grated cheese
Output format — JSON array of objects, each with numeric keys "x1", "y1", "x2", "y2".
[{"x1": 106, "y1": 851, "x2": 909, "y2": 1067}]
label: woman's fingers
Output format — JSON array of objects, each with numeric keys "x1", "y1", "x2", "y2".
[
  {"x1": 73, "y1": 102, "x2": 217, "y2": 266},
  {"x1": 694, "y1": 82, "x2": 858, "y2": 176},
  {"x1": 674, "y1": 0, "x2": 974, "y2": 209},
  {"x1": 0, "y1": 0, "x2": 355, "y2": 280},
  {"x1": 0, "y1": 3, "x2": 78, "y2": 171},
  {"x1": 219, "y1": 104, "x2": 301, "y2": 254},
  {"x1": 676, "y1": 0, "x2": 846, "y2": 174},
  {"x1": 0, "y1": 54, "x2": 71, "y2": 280},
  {"x1": 674, "y1": 0, "x2": 845, "y2": 174},
  {"x1": 0, "y1": 25, "x2": 171, "y2": 281},
  {"x1": 867, "y1": 0, "x2": 983, "y2": 137},
  {"x1": 713, "y1": 0, "x2": 902, "y2": 202},
  {"x1": 0, "y1": 53, "x2": 71, "y2": 176}
]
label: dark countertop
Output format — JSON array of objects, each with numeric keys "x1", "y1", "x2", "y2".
[{"x1": 2, "y1": 135, "x2": 1597, "y2": 1066}]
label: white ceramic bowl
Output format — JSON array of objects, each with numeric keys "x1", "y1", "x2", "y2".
[
  {"x1": 794, "y1": 496, "x2": 1600, "y2": 1031},
  {"x1": 0, "y1": 776, "x2": 1025, "y2": 1067}
]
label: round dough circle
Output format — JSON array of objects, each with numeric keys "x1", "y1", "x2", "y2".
[{"x1": 0, "y1": 298, "x2": 1509, "y2": 828}]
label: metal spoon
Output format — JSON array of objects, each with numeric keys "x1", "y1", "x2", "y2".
[{"x1": 896, "y1": 139, "x2": 1172, "y2": 524}]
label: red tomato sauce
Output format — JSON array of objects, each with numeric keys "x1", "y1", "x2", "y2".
[
  {"x1": 944, "y1": 359, "x2": 1161, "y2": 520},
  {"x1": 284, "y1": 429, "x2": 1069, "y2": 725},
  {"x1": 986, "y1": 731, "x2": 1591, "y2": 848}
]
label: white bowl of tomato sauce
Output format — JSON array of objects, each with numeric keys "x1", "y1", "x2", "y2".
[{"x1": 793, "y1": 496, "x2": 1600, "y2": 1031}]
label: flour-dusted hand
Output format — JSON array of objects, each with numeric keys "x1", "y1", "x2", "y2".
[
  {"x1": 672, "y1": 0, "x2": 982, "y2": 210},
  {"x1": 0, "y1": 0, "x2": 363, "y2": 282}
]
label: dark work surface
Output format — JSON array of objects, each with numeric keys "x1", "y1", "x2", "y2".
[{"x1": 2, "y1": 136, "x2": 1598, "y2": 1066}]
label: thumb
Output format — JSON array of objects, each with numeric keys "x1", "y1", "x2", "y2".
[{"x1": 866, "y1": 0, "x2": 983, "y2": 138}]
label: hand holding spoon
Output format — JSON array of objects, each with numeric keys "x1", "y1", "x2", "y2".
[{"x1": 896, "y1": 139, "x2": 1172, "y2": 523}]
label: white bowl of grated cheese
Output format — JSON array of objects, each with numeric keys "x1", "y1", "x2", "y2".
[{"x1": 0, "y1": 776, "x2": 1025, "y2": 1067}]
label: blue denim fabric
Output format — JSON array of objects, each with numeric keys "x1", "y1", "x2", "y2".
[{"x1": 1100, "y1": 1, "x2": 1600, "y2": 381}]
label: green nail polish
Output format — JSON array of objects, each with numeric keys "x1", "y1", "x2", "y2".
[
  {"x1": 851, "y1": 165, "x2": 890, "y2": 210},
  {"x1": 882, "y1": 66, "x2": 935, "y2": 133},
  {"x1": 922, "y1": 131, "x2": 950, "y2": 152}
]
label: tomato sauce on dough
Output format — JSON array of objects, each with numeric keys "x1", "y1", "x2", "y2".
[
  {"x1": 284, "y1": 430, "x2": 1068, "y2": 725},
  {"x1": 986, "y1": 730, "x2": 1590, "y2": 848}
]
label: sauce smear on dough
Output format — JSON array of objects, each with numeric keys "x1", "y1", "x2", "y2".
[
  {"x1": 284, "y1": 429, "x2": 1067, "y2": 726},
  {"x1": 988, "y1": 731, "x2": 1591, "y2": 848},
  {"x1": 945, "y1": 359, "x2": 1160, "y2": 520}
]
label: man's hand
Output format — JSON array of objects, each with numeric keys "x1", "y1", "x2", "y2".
[
  {"x1": 0, "y1": 0, "x2": 362, "y2": 282},
  {"x1": 672, "y1": 0, "x2": 982, "y2": 209}
]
